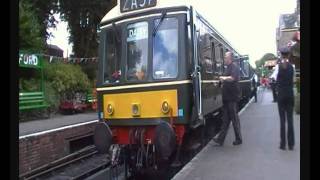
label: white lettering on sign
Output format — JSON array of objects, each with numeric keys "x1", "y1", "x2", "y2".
[
  {"x1": 131, "y1": 0, "x2": 138, "y2": 9},
  {"x1": 19, "y1": 54, "x2": 39, "y2": 66},
  {"x1": 127, "y1": 22, "x2": 148, "y2": 42},
  {"x1": 123, "y1": 0, "x2": 129, "y2": 11},
  {"x1": 121, "y1": 0, "x2": 156, "y2": 13},
  {"x1": 139, "y1": 0, "x2": 146, "y2": 7}
]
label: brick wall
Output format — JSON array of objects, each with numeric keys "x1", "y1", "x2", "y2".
[{"x1": 19, "y1": 122, "x2": 97, "y2": 175}]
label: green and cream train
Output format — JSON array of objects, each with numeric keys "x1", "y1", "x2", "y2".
[{"x1": 93, "y1": 0, "x2": 256, "y2": 175}]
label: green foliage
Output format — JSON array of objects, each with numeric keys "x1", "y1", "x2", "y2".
[
  {"x1": 296, "y1": 77, "x2": 300, "y2": 93},
  {"x1": 19, "y1": 78, "x2": 41, "y2": 92},
  {"x1": 24, "y1": 0, "x2": 59, "y2": 41},
  {"x1": 19, "y1": 0, "x2": 45, "y2": 52},
  {"x1": 255, "y1": 53, "x2": 277, "y2": 69},
  {"x1": 80, "y1": 63, "x2": 98, "y2": 80},
  {"x1": 44, "y1": 81, "x2": 60, "y2": 109},
  {"x1": 254, "y1": 53, "x2": 277, "y2": 77},
  {"x1": 44, "y1": 61, "x2": 91, "y2": 95},
  {"x1": 295, "y1": 93, "x2": 300, "y2": 114}
]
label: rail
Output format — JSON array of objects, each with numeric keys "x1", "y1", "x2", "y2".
[{"x1": 19, "y1": 145, "x2": 101, "y2": 180}]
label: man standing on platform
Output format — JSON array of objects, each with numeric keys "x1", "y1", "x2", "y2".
[
  {"x1": 213, "y1": 52, "x2": 242, "y2": 146},
  {"x1": 275, "y1": 47, "x2": 295, "y2": 150}
]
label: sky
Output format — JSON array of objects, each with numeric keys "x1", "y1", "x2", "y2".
[{"x1": 46, "y1": 0, "x2": 297, "y2": 67}]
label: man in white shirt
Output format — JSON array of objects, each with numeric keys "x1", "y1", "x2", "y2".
[{"x1": 269, "y1": 64, "x2": 279, "y2": 102}]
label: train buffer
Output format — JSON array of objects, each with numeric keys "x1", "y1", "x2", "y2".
[{"x1": 172, "y1": 89, "x2": 300, "y2": 180}]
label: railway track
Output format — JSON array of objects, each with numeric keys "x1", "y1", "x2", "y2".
[{"x1": 19, "y1": 145, "x2": 111, "y2": 180}]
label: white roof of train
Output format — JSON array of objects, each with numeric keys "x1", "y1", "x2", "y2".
[
  {"x1": 101, "y1": 0, "x2": 193, "y2": 24},
  {"x1": 100, "y1": 0, "x2": 242, "y2": 56}
]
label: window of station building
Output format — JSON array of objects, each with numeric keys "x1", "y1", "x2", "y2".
[
  {"x1": 153, "y1": 18, "x2": 178, "y2": 79},
  {"x1": 126, "y1": 21, "x2": 148, "y2": 81}
]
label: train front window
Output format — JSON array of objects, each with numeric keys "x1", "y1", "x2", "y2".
[
  {"x1": 104, "y1": 26, "x2": 122, "y2": 84},
  {"x1": 126, "y1": 22, "x2": 148, "y2": 81},
  {"x1": 153, "y1": 18, "x2": 178, "y2": 79}
]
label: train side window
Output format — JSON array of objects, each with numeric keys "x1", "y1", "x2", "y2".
[
  {"x1": 211, "y1": 40, "x2": 218, "y2": 75},
  {"x1": 200, "y1": 34, "x2": 213, "y2": 74},
  {"x1": 219, "y1": 46, "x2": 225, "y2": 74},
  {"x1": 198, "y1": 22, "x2": 213, "y2": 74},
  {"x1": 214, "y1": 44, "x2": 222, "y2": 76}
]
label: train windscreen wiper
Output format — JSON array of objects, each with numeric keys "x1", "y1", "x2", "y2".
[{"x1": 153, "y1": 11, "x2": 167, "y2": 36}]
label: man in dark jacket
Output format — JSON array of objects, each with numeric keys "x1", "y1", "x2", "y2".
[
  {"x1": 213, "y1": 52, "x2": 242, "y2": 146},
  {"x1": 252, "y1": 74, "x2": 258, "y2": 102},
  {"x1": 276, "y1": 47, "x2": 295, "y2": 150}
]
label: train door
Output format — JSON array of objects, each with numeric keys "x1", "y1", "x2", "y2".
[
  {"x1": 190, "y1": 8, "x2": 204, "y2": 127},
  {"x1": 211, "y1": 40, "x2": 223, "y2": 110}
]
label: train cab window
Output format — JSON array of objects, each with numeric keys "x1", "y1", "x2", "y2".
[
  {"x1": 104, "y1": 27, "x2": 122, "y2": 84},
  {"x1": 153, "y1": 18, "x2": 178, "y2": 79},
  {"x1": 126, "y1": 21, "x2": 148, "y2": 81}
]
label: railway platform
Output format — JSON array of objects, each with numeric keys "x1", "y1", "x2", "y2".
[
  {"x1": 19, "y1": 112, "x2": 99, "y2": 175},
  {"x1": 172, "y1": 89, "x2": 300, "y2": 180},
  {"x1": 19, "y1": 112, "x2": 98, "y2": 136}
]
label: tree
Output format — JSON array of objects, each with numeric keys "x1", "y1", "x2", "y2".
[
  {"x1": 57, "y1": 0, "x2": 116, "y2": 80},
  {"x1": 255, "y1": 53, "x2": 277, "y2": 77},
  {"x1": 19, "y1": 0, "x2": 45, "y2": 52},
  {"x1": 59, "y1": 0, "x2": 116, "y2": 57},
  {"x1": 255, "y1": 53, "x2": 277, "y2": 69},
  {"x1": 24, "y1": 0, "x2": 60, "y2": 41}
]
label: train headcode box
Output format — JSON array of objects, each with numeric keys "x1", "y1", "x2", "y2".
[{"x1": 120, "y1": 0, "x2": 157, "y2": 13}]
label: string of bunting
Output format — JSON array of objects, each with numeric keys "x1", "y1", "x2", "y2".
[{"x1": 37, "y1": 53, "x2": 99, "y2": 64}]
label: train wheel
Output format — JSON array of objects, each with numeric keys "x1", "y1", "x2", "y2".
[{"x1": 154, "y1": 121, "x2": 176, "y2": 161}]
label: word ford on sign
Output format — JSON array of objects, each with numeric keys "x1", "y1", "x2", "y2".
[
  {"x1": 19, "y1": 53, "x2": 39, "y2": 66},
  {"x1": 120, "y1": 0, "x2": 157, "y2": 13}
]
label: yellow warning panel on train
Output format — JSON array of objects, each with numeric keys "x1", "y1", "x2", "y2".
[{"x1": 103, "y1": 89, "x2": 178, "y2": 119}]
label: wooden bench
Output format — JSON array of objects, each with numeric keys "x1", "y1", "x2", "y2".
[{"x1": 19, "y1": 92, "x2": 49, "y2": 111}]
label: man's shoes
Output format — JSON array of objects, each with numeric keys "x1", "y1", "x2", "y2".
[
  {"x1": 279, "y1": 145, "x2": 286, "y2": 150},
  {"x1": 288, "y1": 146, "x2": 294, "y2": 151},
  {"x1": 232, "y1": 140, "x2": 242, "y2": 146},
  {"x1": 212, "y1": 137, "x2": 223, "y2": 146}
]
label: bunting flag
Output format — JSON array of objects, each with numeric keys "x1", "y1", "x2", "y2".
[{"x1": 36, "y1": 53, "x2": 99, "y2": 64}]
